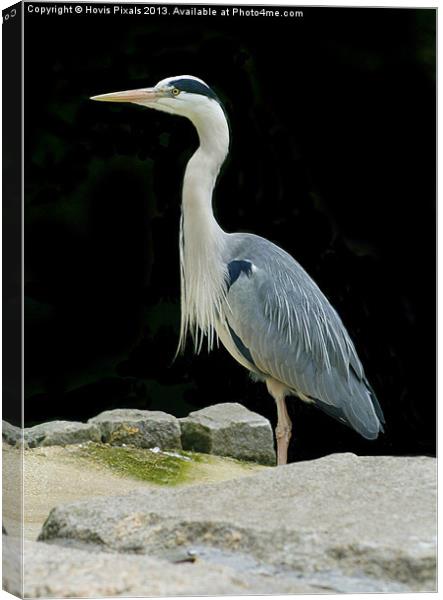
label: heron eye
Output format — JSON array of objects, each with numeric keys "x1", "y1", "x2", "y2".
[{"x1": 171, "y1": 88, "x2": 180, "y2": 96}]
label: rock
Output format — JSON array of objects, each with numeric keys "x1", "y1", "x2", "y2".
[
  {"x1": 25, "y1": 421, "x2": 101, "y2": 448},
  {"x1": 88, "y1": 409, "x2": 182, "y2": 450},
  {"x1": 22, "y1": 540, "x2": 328, "y2": 597},
  {"x1": 179, "y1": 403, "x2": 276, "y2": 465},
  {"x1": 3, "y1": 421, "x2": 22, "y2": 446},
  {"x1": 38, "y1": 454, "x2": 436, "y2": 592}
]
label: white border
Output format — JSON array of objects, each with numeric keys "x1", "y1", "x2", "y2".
[{"x1": 0, "y1": 2, "x2": 438, "y2": 600}]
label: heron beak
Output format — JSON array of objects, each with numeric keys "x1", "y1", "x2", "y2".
[{"x1": 90, "y1": 87, "x2": 160, "y2": 103}]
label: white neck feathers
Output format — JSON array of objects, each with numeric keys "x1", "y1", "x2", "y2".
[{"x1": 178, "y1": 100, "x2": 230, "y2": 353}]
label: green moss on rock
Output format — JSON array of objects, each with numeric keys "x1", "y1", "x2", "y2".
[
  {"x1": 76, "y1": 442, "x2": 267, "y2": 488},
  {"x1": 79, "y1": 443, "x2": 191, "y2": 486}
]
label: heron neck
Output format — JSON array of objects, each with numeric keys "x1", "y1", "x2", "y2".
[
  {"x1": 182, "y1": 104, "x2": 229, "y2": 241},
  {"x1": 178, "y1": 103, "x2": 230, "y2": 353}
]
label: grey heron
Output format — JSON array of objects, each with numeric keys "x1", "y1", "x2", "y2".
[{"x1": 91, "y1": 75, "x2": 385, "y2": 465}]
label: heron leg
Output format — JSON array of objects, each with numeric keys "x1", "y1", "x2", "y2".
[{"x1": 266, "y1": 379, "x2": 292, "y2": 466}]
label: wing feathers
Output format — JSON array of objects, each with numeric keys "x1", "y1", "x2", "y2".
[{"x1": 223, "y1": 233, "x2": 384, "y2": 439}]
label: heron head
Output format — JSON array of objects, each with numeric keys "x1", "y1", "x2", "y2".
[{"x1": 90, "y1": 75, "x2": 222, "y2": 120}]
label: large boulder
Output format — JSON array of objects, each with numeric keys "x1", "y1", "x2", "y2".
[
  {"x1": 88, "y1": 409, "x2": 182, "y2": 450},
  {"x1": 179, "y1": 403, "x2": 276, "y2": 465},
  {"x1": 20, "y1": 539, "x2": 326, "y2": 597},
  {"x1": 38, "y1": 454, "x2": 436, "y2": 593}
]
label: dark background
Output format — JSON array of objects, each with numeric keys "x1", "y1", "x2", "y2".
[
  {"x1": 22, "y1": 4, "x2": 435, "y2": 462},
  {"x1": 3, "y1": 1, "x2": 22, "y2": 426}
]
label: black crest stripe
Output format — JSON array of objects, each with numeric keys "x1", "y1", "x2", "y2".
[{"x1": 170, "y1": 78, "x2": 219, "y2": 101}]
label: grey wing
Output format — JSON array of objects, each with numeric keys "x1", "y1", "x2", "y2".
[{"x1": 223, "y1": 235, "x2": 384, "y2": 439}]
